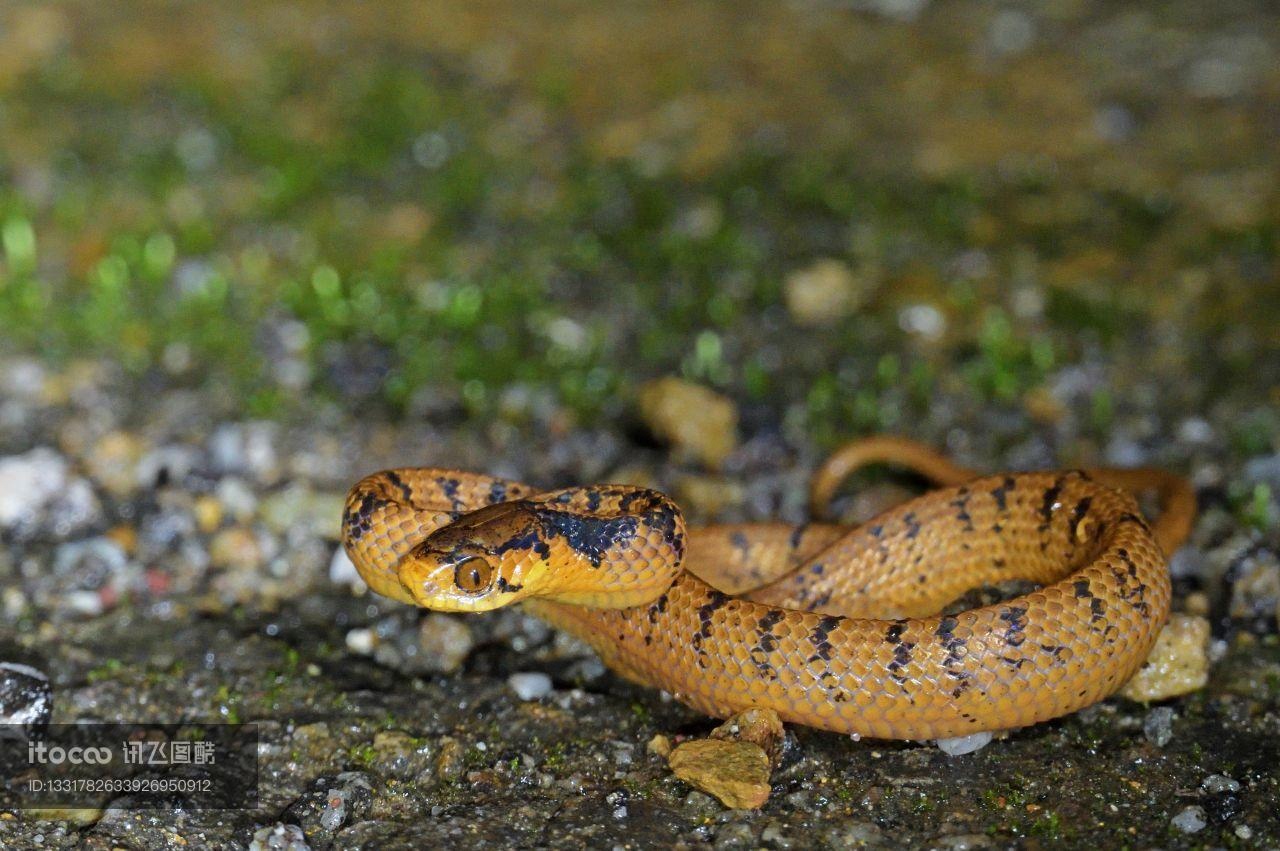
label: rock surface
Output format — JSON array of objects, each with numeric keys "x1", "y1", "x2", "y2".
[{"x1": 0, "y1": 661, "x2": 51, "y2": 730}]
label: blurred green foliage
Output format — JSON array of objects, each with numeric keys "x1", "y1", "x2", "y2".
[{"x1": 0, "y1": 8, "x2": 1275, "y2": 446}]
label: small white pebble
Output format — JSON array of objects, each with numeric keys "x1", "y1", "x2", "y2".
[
  {"x1": 329, "y1": 547, "x2": 365, "y2": 590},
  {"x1": 1235, "y1": 824, "x2": 1253, "y2": 840},
  {"x1": 760, "y1": 824, "x2": 787, "y2": 845},
  {"x1": 899, "y1": 303, "x2": 946, "y2": 339},
  {"x1": 344, "y1": 628, "x2": 375, "y2": 656},
  {"x1": 612, "y1": 805, "x2": 628, "y2": 819},
  {"x1": 1168, "y1": 548, "x2": 1207, "y2": 579},
  {"x1": 0, "y1": 448, "x2": 68, "y2": 527},
  {"x1": 216, "y1": 476, "x2": 258, "y2": 520},
  {"x1": 1208, "y1": 638, "x2": 1229, "y2": 662},
  {"x1": 64, "y1": 589, "x2": 105, "y2": 617},
  {"x1": 1171, "y1": 805, "x2": 1207, "y2": 834},
  {"x1": 248, "y1": 822, "x2": 310, "y2": 851},
  {"x1": 935, "y1": 732, "x2": 993, "y2": 756},
  {"x1": 1178, "y1": 417, "x2": 1214, "y2": 444},
  {"x1": 319, "y1": 790, "x2": 347, "y2": 831},
  {"x1": 1143, "y1": 706, "x2": 1175, "y2": 747},
  {"x1": 1201, "y1": 773, "x2": 1240, "y2": 793},
  {"x1": 507, "y1": 671, "x2": 553, "y2": 701}
]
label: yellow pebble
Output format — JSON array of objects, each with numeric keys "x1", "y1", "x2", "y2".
[
  {"x1": 105, "y1": 524, "x2": 138, "y2": 555},
  {"x1": 668, "y1": 739, "x2": 772, "y2": 809},
  {"x1": 209, "y1": 527, "x2": 261, "y2": 569},
  {"x1": 1184, "y1": 592, "x2": 1210, "y2": 617},
  {"x1": 194, "y1": 495, "x2": 224, "y2": 533},
  {"x1": 638, "y1": 377, "x2": 738, "y2": 469},
  {"x1": 647, "y1": 734, "x2": 672, "y2": 758},
  {"x1": 1119, "y1": 614, "x2": 1211, "y2": 702}
]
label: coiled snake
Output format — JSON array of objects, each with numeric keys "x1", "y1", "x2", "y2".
[{"x1": 341, "y1": 437, "x2": 1193, "y2": 740}]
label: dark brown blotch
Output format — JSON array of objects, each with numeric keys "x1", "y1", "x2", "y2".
[
  {"x1": 343, "y1": 491, "x2": 383, "y2": 541},
  {"x1": 807, "y1": 614, "x2": 841, "y2": 663},
  {"x1": 990, "y1": 476, "x2": 1016, "y2": 512},
  {"x1": 999, "y1": 606, "x2": 1028, "y2": 647},
  {"x1": 950, "y1": 487, "x2": 974, "y2": 532},
  {"x1": 435, "y1": 476, "x2": 463, "y2": 511},
  {"x1": 1039, "y1": 475, "x2": 1067, "y2": 530},
  {"x1": 384, "y1": 470, "x2": 414, "y2": 503},
  {"x1": 535, "y1": 507, "x2": 639, "y2": 567}
]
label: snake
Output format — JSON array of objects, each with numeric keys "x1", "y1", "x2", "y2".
[{"x1": 340, "y1": 437, "x2": 1194, "y2": 740}]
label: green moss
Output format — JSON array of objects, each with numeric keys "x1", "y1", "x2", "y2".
[
  {"x1": 910, "y1": 791, "x2": 936, "y2": 814},
  {"x1": 86, "y1": 659, "x2": 124, "y2": 684},
  {"x1": 349, "y1": 743, "x2": 378, "y2": 767},
  {"x1": 963, "y1": 307, "x2": 1056, "y2": 404},
  {"x1": 1229, "y1": 481, "x2": 1279, "y2": 532},
  {"x1": 620, "y1": 775, "x2": 659, "y2": 800},
  {"x1": 543, "y1": 741, "x2": 569, "y2": 769},
  {"x1": 1029, "y1": 810, "x2": 1065, "y2": 840}
]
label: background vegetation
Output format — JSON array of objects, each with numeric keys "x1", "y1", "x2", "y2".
[{"x1": 2, "y1": 1, "x2": 1275, "y2": 447}]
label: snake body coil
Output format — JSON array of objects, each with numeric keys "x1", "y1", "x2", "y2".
[{"x1": 341, "y1": 440, "x2": 1191, "y2": 740}]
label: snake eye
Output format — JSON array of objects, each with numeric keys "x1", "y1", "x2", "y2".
[{"x1": 453, "y1": 556, "x2": 493, "y2": 595}]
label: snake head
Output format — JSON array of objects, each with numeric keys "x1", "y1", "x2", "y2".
[{"x1": 397, "y1": 501, "x2": 546, "y2": 612}]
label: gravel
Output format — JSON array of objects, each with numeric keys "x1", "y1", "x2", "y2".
[
  {"x1": 0, "y1": 352, "x2": 1274, "y2": 847},
  {"x1": 0, "y1": 349, "x2": 1275, "y2": 847}
]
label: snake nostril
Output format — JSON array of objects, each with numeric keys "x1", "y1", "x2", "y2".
[{"x1": 453, "y1": 556, "x2": 494, "y2": 594}]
